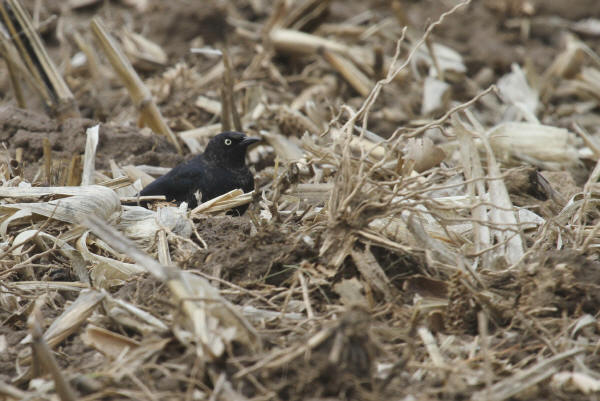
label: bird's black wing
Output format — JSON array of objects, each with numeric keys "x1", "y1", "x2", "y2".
[{"x1": 140, "y1": 157, "x2": 207, "y2": 205}]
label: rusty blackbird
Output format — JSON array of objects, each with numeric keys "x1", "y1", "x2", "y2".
[{"x1": 139, "y1": 131, "x2": 259, "y2": 215}]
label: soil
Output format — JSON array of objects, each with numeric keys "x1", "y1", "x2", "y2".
[
  {"x1": 1, "y1": 0, "x2": 600, "y2": 400},
  {"x1": 0, "y1": 106, "x2": 182, "y2": 180},
  {"x1": 184, "y1": 216, "x2": 318, "y2": 284}
]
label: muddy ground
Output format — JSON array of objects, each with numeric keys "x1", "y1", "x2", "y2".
[{"x1": 2, "y1": 0, "x2": 600, "y2": 400}]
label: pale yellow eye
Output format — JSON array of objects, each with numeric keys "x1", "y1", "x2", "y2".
[{"x1": 224, "y1": 138, "x2": 232, "y2": 146}]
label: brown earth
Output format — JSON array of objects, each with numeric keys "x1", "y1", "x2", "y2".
[{"x1": 1, "y1": 0, "x2": 600, "y2": 400}]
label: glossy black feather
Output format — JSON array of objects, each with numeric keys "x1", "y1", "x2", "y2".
[{"x1": 139, "y1": 131, "x2": 259, "y2": 215}]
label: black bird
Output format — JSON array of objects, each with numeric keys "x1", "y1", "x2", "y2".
[{"x1": 139, "y1": 131, "x2": 260, "y2": 215}]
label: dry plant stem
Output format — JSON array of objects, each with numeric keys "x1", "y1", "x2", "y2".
[
  {"x1": 297, "y1": 270, "x2": 314, "y2": 321},
  {"x1": 191, "y1": 189, "x2": 252, "y2": 215},
  {"x1": 269, "y1": 28, "x2": 348, "y2": 55},
  {"x1": 574, "y1": 157, "x2": 600, "y2": 245},
  {"x1": 31, "y1": 0, "x2": 39, "y2": 27},
  {"x1": 279, "y1": 273, "x2": 299, "y2": 320},
  {"x1": 90, "y1": 17, "x2": 182, "y2": 154},
  {"x1": 336, "y1": 150, "x2": 393, "y2": 219},
  {"x1": 373, "y1": 45, "x2": 384, "y2": 80},
  {"x1": 0, "y1": 0, "x2": 78, "y2": 118},
  {"x1": 514, "y1": 221, "x2": 554, "y2": 269},
  {"x1": 346, "y1": 0, "x2": 470, "y2": 138},
  {"x1": 28, "y1": 297, "x2": 77, "y2": 401},
  {"x1": 517, "y1": 312, "x2": 559, "y2": 355},
  {"x1": 572, "y1": 122, "x2": 600, "y2": 158},
  {"x1": 471, "y1": 348, "x2": 584, "y2": 401},
  {"x1": 220, "y1": 86, "x2": 231, "y2": 132},
  {"x1": 425, "y1": 36, "x2": 444, "y2": 81},
  {"x1": 478, "y1": 311, "x2": 493, "y2": 392},
  {"x1": 322, "y1": 49, "x2": 373, "y2": 97},
  {"x1": 454, "y1": 115, "x2": 491, "y2": 263},
  {"x1": 263, "y1": 0, "x2": 286, "y2": 32},
  {"x1": 82, "y1": 215, "x2": 259, "y2": 360},
  {"x1": 59, "y1": 162, "x2": 69, "y2": 186},
  {"x1": 3, "y1": 43, "x2": 25, "y2": 107},
  {"x1": 211, "y1": 372, "x2": 253, "y2": 401},
  {"x1": 0, "y1": 245, "x2": 57, "y2": 280},
  {"x1": 190, "y1": 225, "x2": 208, "y2": 249},
  {"x1": 409, "y1": 172, "x2": 519, "y2": 200},
  {"x1": 83, "y1": 215, "x2": 171, "y2": 280},
  {"x1": 357, "y1": 229, "x2": 412, "y2": 252},
  {"x1": 98, "y1": 174, "x2": 132, "y2": 189},
  {"x1": 222, "y1": 49, "x2": 242, "y2": 132},
  {"x1": 408, "y1": 85, "x2": 496, "y2": 138},
  {"x1": 234, "y1": 327, "x2": 333, "y2": 379},
  {"x1": 128, "y1": 373, "x2": 159, "y2": 401},
  {"x1": 72, "y1": 31, "x2": 101, "y2": 80},
  {"x1": 579, "y1": 220, "x2": 600, "y2": 253},
  {"x1": 224, "y1": 359, "x2": 271, "y2": 399},
  {"x1": 208, "y1": 372, "x2": 226, "y2": 401},
  {"x1": 405, "y1": 213, "x2": 456, "y2": 265},
  {"x1": 120, "y1": 195, "x2": 165, "y2": 203},
  {"x1": 0, "y1": 28, "x2": 49, "y2": 103},
  {"x1": 195, "y1": 271, "x2": 278, "y2": 309},
  {"x1": 282, "y1": 0, "x2": 329, "y2": 30},
  {"x1": 350, "y1": 247, "x2": 394, "y2": 301},
  {"x1": 38, "y1": 290, "x2": 106, "y2": 352},
  {"x1": 0, "y1": 382, "x2": 26, "y2": 399},
  {"x1": 418, "y1": 327, "x2": 445, "y2": 367},
  {"x1": 81, "y1": 124, "x2": 99, "y2": 186},
  {"x1": 237, "y1": 0, "x2": 281, "y2": 80},
  {"x1": 184, "y1": 357, "x2": 204, "y2": 401},
  {"x1": 457, "y1": 258, "x2": 487, "y2": 291},
  {"x1": 66, "y1": 155, "x2": 82, "y2": 186},
  {"x1": 461, "y1": 114, "x2": 525, "y2": 265},
  {"x1": 157, "y1": 230, "x2": 171, "y2": 266},
  {"x1": 0, "y1": 201, "x2": 58, "y2": 261},
  {"x1": 42, "y1": 137, "x2": 51, "y2": 184},
  {"x1": 326, "y1": 73, "x2": 404, "y2": 225}
]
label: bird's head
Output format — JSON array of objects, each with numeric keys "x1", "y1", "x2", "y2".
[{"x1": 203, "y1": 131, "x2": 260, "y2": 168}]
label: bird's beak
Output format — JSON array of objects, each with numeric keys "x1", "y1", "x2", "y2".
[{"x1": 241, "y1": 137, "x2": 261, "y2": 147}]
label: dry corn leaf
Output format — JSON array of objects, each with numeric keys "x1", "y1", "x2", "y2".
[
  {"x1": 414, "y1": 42, "x2": 466, "y2": 75},
  {"x1": 191, "y1": 189, "x2": 252, "y2": 215},
  {"x1": 0, "y1": 185, "x2": 120, "y2": 226},
  {"x1": 77, "y1": 231, "x2": 145, "y2": 283},
  {"x1": 6, "y1": 281, "x2": 88, "y2": 292},
  {"x1": 260, "y1": 130, "x2": 305, "y2": 162},
  {"x1": 19, "y1": 289, "x2": 105, "y2": 358},
  {"x1": 81, "y1": 325, "x2": 140, "y2": 358},
  {"x1": 121, "y1": 29, "x2": 167, "y2": 70},
  {"x1": 350, "y1": 247, "x2": 394, "y2": 302},
  {"x1": 83, "y1": 215, "x2": 260, "y2": 360},
  {"x1": 551, "y1": 372, "x2": 600, "y2": 394},
  {"x1": 422, "y1": 76, "x2": 451, "y2": 115},
  {"x1": 404, "y1": 137, "x2": 446, "y2": 173},
  {"x1": 497, "y1": 63, "x2": 539, "y2": 122},
  {"x1": 572, "y1": 18, "x2": 600, "y2": 36},
  {"x1": 117, "y1": 204, "x2": 192, "y2": 247},
  {"x1": 82, "y1": 125, "x2": 99, "y2": 186},
  {"x1": 543, "y1": 34, "x2": 586, "y2": 79},
  {"x1": 488, "y1": 122, "x2": 578, "y2": 166},
  {"x1": 102, "y1": 293, "x2": 170, "y2": 335}
]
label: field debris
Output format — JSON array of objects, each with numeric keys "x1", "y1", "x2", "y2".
[{"x1": 2, "y1": 0, "x2": 600, "y2": 400}]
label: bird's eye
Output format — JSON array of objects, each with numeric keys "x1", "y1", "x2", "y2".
[{"x1": 224, "y1": 138, "x2": 232, "y2": 146}]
